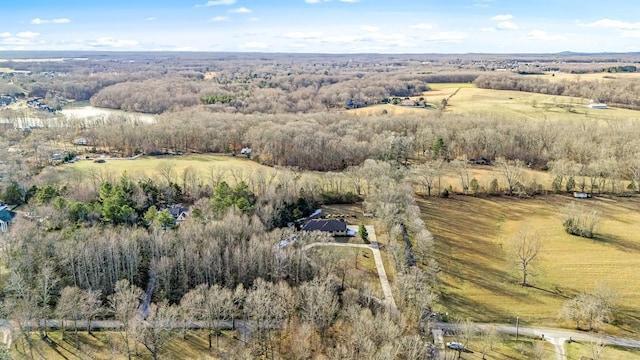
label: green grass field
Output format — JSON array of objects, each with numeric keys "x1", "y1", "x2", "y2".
[
  {"x1": 420, "y1": 194, "x2": 640, "y2": 335},
  {"x1": 444, "y1": 335, "x2": 555, "y2": 360},
  {"x1": 445, "y1": 87, "x2": 640, "y2": 123},
  {"x1": 566, "y1": 341, "x2": 640, "y2": 360}
]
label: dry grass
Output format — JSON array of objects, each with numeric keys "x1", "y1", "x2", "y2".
[
  {"x1": 420, "y1": 194, "x2": 640, "y2": 334},
  {"x1": 566, "y1": 341, "x2": 640, "y2": 360},
  {"x1": 307, "y1": 246, "x2": 383, "y2": 298},
  {"x1": 445, "y1": 87, "x2": 640, "y2": 123},
  {"x1": 10, "y1": 329, "x2": 239, "y2": 359},
  {"x1": 56, "y1": 154, "x2": 275, "y2": 183},
  {"x1": 444, "y1": 335, "x2": 555, "y2": 360},
  {"x1": 530, "y1": 71, "x2": 640, "y2": 83}
]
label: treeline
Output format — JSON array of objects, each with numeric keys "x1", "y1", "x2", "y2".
[
  {"x1": 64, "y1": 109, "x2": 640, "y2": 172},
  {"x1": 474, "y1": 74, "x2": 640, "y2": 108}
]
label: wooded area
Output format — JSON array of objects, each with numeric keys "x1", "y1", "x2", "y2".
[{"x1": 1, "y1": 51, "x2": 640, "y2": 359}]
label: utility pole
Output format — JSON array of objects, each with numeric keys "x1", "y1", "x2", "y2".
[{"x1": 516, "y1": 316, "x2": 520, "y2": 340}]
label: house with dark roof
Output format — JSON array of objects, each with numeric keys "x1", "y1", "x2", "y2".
[
  {"x1": 167, "y1": 205, "x2": 189, "y2": 223},
  {"x1": 302, "y1": 219, "x2": 347, "y2": 236},
  {"x1": 0, "y1": 202, "x2": 16, "y2": 233}
]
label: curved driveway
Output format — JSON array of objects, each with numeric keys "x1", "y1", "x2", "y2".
[{"x1": 303, "y1": 225, "x2": 397, "y2": 312}]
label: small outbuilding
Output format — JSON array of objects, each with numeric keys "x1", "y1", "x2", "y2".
[
  {"x1": 573, "y1": 191, "x2": 592, "y2": 199},
  {"x1": 302, "y1": 219, "x2": 348, "y2": 236}
]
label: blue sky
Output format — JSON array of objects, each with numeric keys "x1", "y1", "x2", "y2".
[{"x1": 2, "y1": 0, "x2": 640, "y2": 53}]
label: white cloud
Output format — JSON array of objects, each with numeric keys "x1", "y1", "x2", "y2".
[
  {"x1": 410, "y1": 23, "x2": 433, "y2": 30},
  {"x1": 146, "y1": 17, "x2": 156, "y2": 21},
  {"x1": 481, "y1": 27, "x2": 496, "y2": 32},
  {"x1": 305, "y1": 0, "x2": 331, "y2": 3},
  {"x1": 621, "y1": 30, "x2": 640, "y2": 38},
  {"x1": 209, "y1": 16, "x2": 229, "y2": 22},
  {"x1": 17, "y1": 31, "x2": 40, "y2": 38},
  {"x1": 31, "y1": 18, "x2": 71, "y2": 24},
  {"x1": 283, "y1": 31, "x2": 323, "y2": 39},
  {"x1": 496, "y1": 21, "x2": 518, "y2": 30},
  {"x1": 361, "y1": 25, "x2": 379, "y2": 32},
  {"x1": 90, "y1": 37, "x2": 139, "y2": 48},
  {"x1": 239, "y1": 41, "x2": 268, "y2": 49},
  {"x1": 491, "y1": 14, "x2": 513, "y2": 21},
  {"x1": 582, "y1": 18, "x2": 640, "y2": 30},
  {"x1": 196, "y1": 0, "x2": 235, "y2": 7},
  {"x1": 427, "y1": 31, "x2": 469, "y2": 42},
  {"x1": 340, "y1": 0, "x2": 359, "y2": 2},
  {"x1": 0, "y1": 32, "x2": 10, "y2": 38},
  {"x1": 229, "y1": 7, "x2": 251, "y2": 13},
  {"x1": 249, "y1": 17, "x2": 260, "y2": 21},
  {"x1": 525, "y1": 30, "x2": 566, "y2": 40}
]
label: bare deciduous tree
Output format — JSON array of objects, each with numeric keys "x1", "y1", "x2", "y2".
[
  {"x1": 496, "y1": 157, "x2": 524, "y2": 195},
  {"x1": 138, "y1": 300, "x2": 178, "y2": 360},
  {"x1": 109, "y1": 279, "x2": 144, "y2": 360},
  {"x1": 510, "y1": 228, "x2": 541, "y2": 287}
]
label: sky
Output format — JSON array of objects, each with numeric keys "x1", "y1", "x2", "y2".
[{"x1": 2, "y1": 0, "x2": 640, "y2": 53}]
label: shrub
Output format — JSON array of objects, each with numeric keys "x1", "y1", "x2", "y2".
[{"x1": 562, "y1": 202, "x2": 600, "y2": 238}]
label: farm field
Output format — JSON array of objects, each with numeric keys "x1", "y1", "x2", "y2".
[
  {"x1": 349, "y1": 80, "x2": 640, "y2": 122},
  {"x1": 445, "y1": 87, "x2": 640, "y2": 122},
  {"x1": 530, "y1": 71, "x2": 640, "y2": 83},
  {"x1": 419, "y1": 194, "x2": 640, "y2": 334},
  {"x1": 56, "y1": 154, "x2": 275, "y2": 183}
]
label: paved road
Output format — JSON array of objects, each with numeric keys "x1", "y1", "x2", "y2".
[
  {"x1": 435, "y1": 322, "x2": 640, "y2": 360},
  {"x1": 303, "y1": 225, "x2": 397, "y2": 312}
]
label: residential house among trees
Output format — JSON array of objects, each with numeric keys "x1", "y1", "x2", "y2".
[
  {"x1": 0, "y1": 202, "x2": 16, "y2": 232},
  {"x1": 302, "y1": 219, "x2": 348, "y2": 236}
]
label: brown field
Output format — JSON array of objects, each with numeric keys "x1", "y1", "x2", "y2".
[
  {"x1": 420, "y1": 193, "x2": 640, "y2": 335},
  {"x1": 530, "y1": 71, "x2": 640, "y2": 83}
]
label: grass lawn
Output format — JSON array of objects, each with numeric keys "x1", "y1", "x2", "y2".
[
  {"x1": 420, "y1": 194, "x2": 640, "y2": 335},
  {"x1": 307, "y1": 246, "x2": 383, "y2": 298},
  {"x1": 566, "y1": 341, "x2": 640, "y2": 360},
  {"x1": 50, "y1": 153, "x2": 277, "y2": 186},
  {"x1": 444, "y1": 335, "x2": 555, "y2": 360},
  {"x1": 10, "y1": 329, "x2": 239, "y2": 359}
]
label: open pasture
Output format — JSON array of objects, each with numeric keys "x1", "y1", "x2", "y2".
[
  {"x1": 444, "y1": 87, "x2": 640, "y2": 123},
  {"x1": 420, "y1": 194, "x2": 640, "y2": 334},
  {"x1": 530, "y1": 71, "x2": 640, "y2": 83},
  {"x1": 57, "y1": 154, "x2": 275, "y2": 182}
]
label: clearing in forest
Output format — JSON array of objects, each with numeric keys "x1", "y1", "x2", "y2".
[{"x1": 419, "y1": 194, "x2": 640, "y2": 335}]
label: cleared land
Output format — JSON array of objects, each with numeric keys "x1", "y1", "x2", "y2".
[
  {"x1": 419, "y1": 194, "x2": 640, "y2": 335},
  {"x1": 530, "y1": 71, "x2": 640, "y2": 83},
  {"x1": 56, "y1": 154, "x2": 274, "y2": 182},
  {"x1": 445, "y1": 87, "x2": 640, "y2": 122},
  {"x1": 349, "y1": 80, "x2": 640, "y2": 122}
]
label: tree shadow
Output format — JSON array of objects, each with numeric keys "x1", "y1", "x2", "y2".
[{"x1": 593, "y1": 234, "x2": 640, "y2": 253}]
